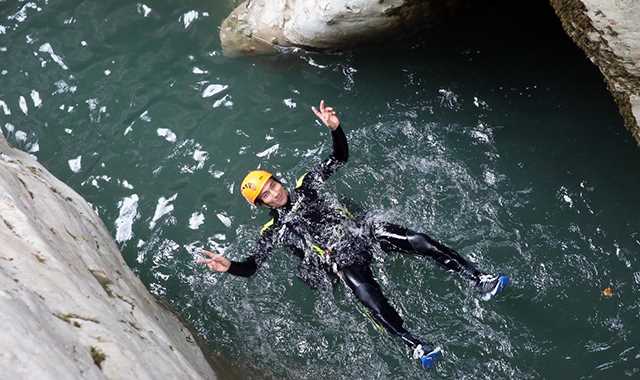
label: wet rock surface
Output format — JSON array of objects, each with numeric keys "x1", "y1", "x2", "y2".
[
  {"x1": 550, "y1": 0, "x2": 640, "y2": 144},
  {"x1": 220, "y1": 0, "x2": 460, "y2": 56},
  {"x1": 0, "y1": 135, "x2": 216, "y2": 379}
]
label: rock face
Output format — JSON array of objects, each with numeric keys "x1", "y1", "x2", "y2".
[
  {"x1": 220, "y1": 0, "x2": 459, "y2": 56},
  {"x1": 546, "y1": 1, "x2": 640, "y2": 143},
  {"x1": 0, "y1": 135, "x2": 216, "y2": 379}
]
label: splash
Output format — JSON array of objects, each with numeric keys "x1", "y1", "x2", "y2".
[
  {"x1": 38, "y1": 43, "x2": 69, "y2": 70},
  {"x1": 68, "y1": 156, "x2": 81, "y2": 173},
  {"x1": 115, "y1": 194, "x2": 139, "y2": 243},
  {"x1": 149, "y1": 193, "x2": 178, "y2": 229}
]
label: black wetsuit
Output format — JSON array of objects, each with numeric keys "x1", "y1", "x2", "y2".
[{"x1": 228, "y1": 125, "x2": 485, "y2": 351}]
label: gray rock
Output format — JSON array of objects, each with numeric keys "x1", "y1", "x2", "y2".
[
  {"x1": 220, "y1": 0, "x2": 458, "y2": 56},
  {"x1": 550, "y1": 0, "x2": 640, "y2": 144},
  {"x1": 0, "y1": 135, "x2": 216, "y2": 379}
]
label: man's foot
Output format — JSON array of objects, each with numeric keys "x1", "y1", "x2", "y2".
[
  {"x1": 476, "y1": 274, "x2": 510, "y2": 301},
  {"x1": 413, "y1": 345, "x2": 443, "y2": 369}
]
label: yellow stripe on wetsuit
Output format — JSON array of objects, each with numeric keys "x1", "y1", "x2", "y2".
[
  {"x1": 260, "y1": 218, "x2": 274, "y2": 235},
  {"x1": 296, "y1": 173, "x2": 308, "y2": 189}
]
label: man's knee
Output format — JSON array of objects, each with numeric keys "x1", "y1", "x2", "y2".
[
  {"x1": 406, "y1": 231, "x2": 438, "y2": 253},
  {"x1": 353, "y1": 283, "x2": 404, "y2": 328}
]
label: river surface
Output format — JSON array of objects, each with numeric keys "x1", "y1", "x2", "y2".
[{"x1": 2, "y1": 1, "x2": 640, "y2": 378}]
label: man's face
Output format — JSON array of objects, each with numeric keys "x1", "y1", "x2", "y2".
[{"x1": 259, "y1": 178, "x2": 289, "y2": 208}]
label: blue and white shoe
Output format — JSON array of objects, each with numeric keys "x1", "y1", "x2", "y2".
[
  {"x1": 476, "y1": 274, "x2": 510, "y2": 301},
  {"x1": 413, "y1": 345, "x2": 443, "y2": 369}
]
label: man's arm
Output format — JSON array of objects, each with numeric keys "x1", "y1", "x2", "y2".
[
  {"x1": 198, "y1": 223, "x2": 275, "y2": 277},
  {"x1": 311, "y1": 100, "x2": 348, "y2": 180}
]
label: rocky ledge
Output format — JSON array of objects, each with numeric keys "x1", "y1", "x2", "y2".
[
  {"x1": 0, "y1": 135, "x2": 216, "y2": 379},
  {"x1": 219, "y1": 0, "x2": 460, "y2": 56},
  {"x1": 549, "y1": 0, "x2": 640, "y2": 143}
]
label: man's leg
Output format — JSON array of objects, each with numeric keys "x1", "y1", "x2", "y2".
[
  {"x1": 339, "y1": 264, "x2": 441, "y2": 367},
  {"x1": 371, "y1": 223, "x2": 510, "y2": 298},
  {"x1": 372, "y1": 222, "x2": 482, "y2": 282}
]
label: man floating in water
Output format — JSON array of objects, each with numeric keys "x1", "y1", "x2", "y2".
[{"x1": 198, "y1": 100, "x2": 510, "y2": 369}]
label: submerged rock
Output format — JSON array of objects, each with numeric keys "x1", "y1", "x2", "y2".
[
  {"x1": 220, "y1": 0, "x2": 460, "y2": 56},
  {"x1": 549, "y1": 0, "x2": 640, "y2": 144},
  {"x1": 0, "y1": 135, "x2": 216, "y2": 379}
]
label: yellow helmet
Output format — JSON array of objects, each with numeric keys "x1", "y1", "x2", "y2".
[{"x1": 240, "y1": 170, "x2": 272, "y2": 205}]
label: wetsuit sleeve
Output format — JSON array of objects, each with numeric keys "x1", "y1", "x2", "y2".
[
  {"x1": 227, "y1": 256, "x2": 258, "y2": 277},
  {"x1": 313, "y1": 125, "x2": 348, "y2": 181},
  {"x1": 227, "y1": 223, "x2": 276, "y2": 277}
]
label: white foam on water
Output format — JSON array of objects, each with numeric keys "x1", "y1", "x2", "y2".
[
  {"x1": 471, "y1": 130, "x2": 490, "y2": 143},
  {"x1": 256, "y1": 144, "x2": 279, "y2": 158},
  {"x1": 188, "y1": 212, "x2": 205, "y2": 230},
  {"x1": 30, "y1": 89, "x2": 42, "y2": 108},
  {"x1": 149, "y1": 193, "x2": 178, "y2": 229},
  {"x1": 115, "y1": 194, "x2": 139, "y2": 243},
  {"x1": 104, "y1": 69, "x2": 111, "y2": 76},
  {"x1": 15, "y1": 130, "x2": 27, "y2": 142},
  {"x1": 123, "y1": 120, "x2": 134, "y2": 136},
  {"x1": 38, "y1": 43, "x2": 68, "y2": 70},
  {"x1": 139, "y1": 110, "x2": 151, "y2": 122},
  {"x1": 563, "y1": 194, "x2": 573, "y2": 208},
  {"x1": 86, "y1": 98, "x2": 97, "y2": 111},
  {"x1": 68, "y1": 155, "x2": 82, "y2": 173},
  {"x1": 301, "y1": 56, "x2": 327, "y2": 68},
  {"x1": 0, "y1": 100, "x2": 10, "y2": 115},
  {"x1": 438, "y1": 88, "x2": 459, "y2": 110},
  {"x1": 157, "y1": 128, "x2": 177, "y2": 143},
  {"x1": 4, "y1": 123, "x2": 15, "y2": 134},
  {"x1": 28, "y1": 142, "x2": 39, "y2": 153},
  {"x1": 0, "y1": 25, "x2": 5, "y2": 34},
  {"x1": 137, "y1": 3, "x2": 152, "y2": 17},
  {"x1": 216, "y1": 213, "x2": 232, "y2": 228},
  {"x1": 212, "y1": 94, "x2": 233, "y2": 108},
  {"x1": 192, "y1": 149, "x2": 208, "y2": 170},
  {"x1": 182, "y1": 10, "x2": 199, "y2": 29},
  {"x1": 121, "y1": 180, "x2": 134, "y2": 189},
  {"x1": 53, "y1": 79, "x2": 77, "y2": 94},
  {"x1": 484, "y1": 170, "x2": 496, "y2": 185},
  {"x1": 19, "y1": 96, "x2": 28, "y2": 115},
  {"x1": 283, "y1": 98, "x2": 296, "y2": 108},
  {"x1": 202, "y1": 84, "x2": 228, "y2": 98},
  {"x1": 192, "y1": 67, "x2": 207, "y2": 74}
]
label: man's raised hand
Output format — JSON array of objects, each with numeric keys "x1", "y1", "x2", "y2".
[{"x1": 311, "y1": 100, "x2": 340, "y2": 130}]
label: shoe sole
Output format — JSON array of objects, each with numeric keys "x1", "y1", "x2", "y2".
[
  {"x1": 420, "y1": 347, "x2": 443, "y2": 369},
  {"x1": 480, "y1": 275, "x2": 510, "y2": 301}
]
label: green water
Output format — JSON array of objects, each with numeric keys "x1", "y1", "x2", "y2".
[{"x1": 2, "y1": 1, "x2": 640, "y2": 378}]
